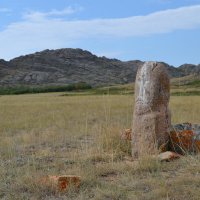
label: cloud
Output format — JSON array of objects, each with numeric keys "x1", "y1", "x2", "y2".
[
  {"x1": 24, "y1": 7, "x2": 83, "y2": 21},
  {"x1": 0, "y1": 8, "x2": 12, "y2": 13},
  {"x1": 0, "y1": 5, "x2": 200, "y2": 59}
]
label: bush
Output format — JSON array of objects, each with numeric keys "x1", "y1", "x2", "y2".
[{"x1": 0, "y1": 82, "x2": 92, "y2": 95}]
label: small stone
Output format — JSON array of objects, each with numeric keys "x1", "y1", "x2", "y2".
[
  {"x1": 41, "y1": 175, "x2": 81, "y2": 192},
  {"x1": 120, "y1": 129, "x2": 132, "y2": 140},
  {"x1": 158, "y1": 151, "x2": 181, "y2": 162}
]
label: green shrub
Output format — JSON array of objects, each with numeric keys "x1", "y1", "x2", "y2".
[{"x1": 0, "y1": 82, "x2": 92, "y2": 95}]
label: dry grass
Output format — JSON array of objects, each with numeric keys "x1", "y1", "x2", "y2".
[{"x1": 0, "y1": 93, "x2": 200, "y2": 199}]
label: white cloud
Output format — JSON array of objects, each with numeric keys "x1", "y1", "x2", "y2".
[
  {"x1": 0, "y1": 5, "x2": 200, "y2": 60},
  {"x1": 24, "y1": 7, "x2": 83, "y2": 21},
  {"x1": 0, "y1": 8, "x2": 12, "y2": 13}
]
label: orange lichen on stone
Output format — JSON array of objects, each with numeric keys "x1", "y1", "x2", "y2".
[
  {"x1": 120, "y1": 129, "x2": 132, "y2": 141},
  {"x1": 195, "y1": 140, "x2": 200, "y2": 151},
  {"x1": 41, "y1": 175, "x2": 81, "y2": 192},
  {"x1": 170, "y1": 130, "x2": 200, "y2": 154},
  {"x1": 159, "y1": 140, "x2": 170, "y2": 152}
]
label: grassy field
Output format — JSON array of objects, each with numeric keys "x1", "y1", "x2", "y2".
[{"x1": 0, "y1": 93, "x2": 200, "y2": 199}]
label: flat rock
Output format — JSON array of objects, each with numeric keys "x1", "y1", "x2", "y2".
[
  {"x1": 40, "y1": 175, "x2": 81, "y2": 192},
  {"x1": 158, "y1": 151, "x2": 181, "y2": 162}
]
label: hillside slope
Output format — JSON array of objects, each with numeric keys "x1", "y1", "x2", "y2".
[{"x1": 0, "y1": 48, "x2": 199, "y2": 87}]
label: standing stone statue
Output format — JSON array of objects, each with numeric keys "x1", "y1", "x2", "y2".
[{"x1": 132, "y1": 62, "x2": 171, "y2": 158}]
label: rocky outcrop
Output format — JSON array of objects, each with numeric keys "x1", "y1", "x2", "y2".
[
  {"x1": 0, "y1": 48, "x2": 199, "y2": 87},
  {"x1": 179, "y1": 64, "x2": 200, "y2": 75},
  {"x1": 0, "y1": 49, "x2": 143, "y2": 87},
  {"x1": 132, "y1": 62, "x2": 171, "y2": 158}
]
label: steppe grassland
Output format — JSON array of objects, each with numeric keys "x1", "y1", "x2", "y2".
[{"x1": 0, "y1": 93, "x2": 200, "y2": 199}]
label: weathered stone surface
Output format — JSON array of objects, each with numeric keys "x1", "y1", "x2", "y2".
[
  {"x1": 132, "y1": 62, "x2": 171, "y2": 158},
  {"x1": 170, "y1": 123, "x2": 200, "y2": 154},
  {"x1": 41, "y1": 175, "x2": 81, "y2": 192}
]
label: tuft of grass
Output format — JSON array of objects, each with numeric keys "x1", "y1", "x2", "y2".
[{"x1": 98, "y1": 126, "x2": 132, "y2": 159}]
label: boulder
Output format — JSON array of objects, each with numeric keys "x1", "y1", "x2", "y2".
[
  {"x1": 170, "y1": 123, "x2": 200, "y2": 154},
  {"x1": 132, "y1": 62, "x2": 171, "y2": 158}
]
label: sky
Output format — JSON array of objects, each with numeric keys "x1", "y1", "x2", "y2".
[{"x1": 0, "y1": 0, "x2": 200, "y2": 66}]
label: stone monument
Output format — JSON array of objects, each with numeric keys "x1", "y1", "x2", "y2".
[{"x1": 132, "y1": 62, "x2": 171, "y2": 158}]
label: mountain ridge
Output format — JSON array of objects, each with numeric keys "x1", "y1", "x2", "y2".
[{"x1": 0, "y1": 48, "x2": 199, "y2": 87}]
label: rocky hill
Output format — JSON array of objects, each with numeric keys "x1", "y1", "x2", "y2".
[{"x1": 0, "y1": 48, "x2": 199, "y2": 87}]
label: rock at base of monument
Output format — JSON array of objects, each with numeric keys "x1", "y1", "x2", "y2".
[
  {"x1": 120, "y1": 129, "x2": 132, "y2": 141},
  {"x1": 40, "y1": 175, "x2": 81, "y2": 192},
  {"x1": 121, "y1": 128, "x2": 168, "y2": 153},
  {"x1": 158, "y1": 151, "x2": 181, "y2": 162},
  {"x1": 169, "y1": 123, "x2": 200, "y2": 154}
]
